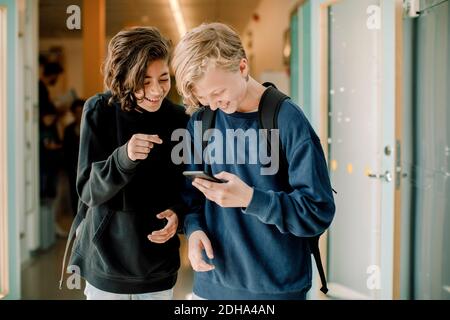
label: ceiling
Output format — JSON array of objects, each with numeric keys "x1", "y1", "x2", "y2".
[{"x1": 39, "y1": 0, "x2": 261, "y2": 42}]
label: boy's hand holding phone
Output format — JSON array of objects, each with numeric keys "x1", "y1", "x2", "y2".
[
  {"x1": 183, "y1": 171, "x2": 226, "y2": 183},
  {"x1": 190, "y1": 171, "x2": 254, "y2": 208}
]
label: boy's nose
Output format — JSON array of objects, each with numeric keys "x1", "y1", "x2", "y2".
[
  {"x1": 149, "y1": 84, "x2": 163, "y2": 95},
  {"x1": 214, "y1": 100, "x2": 223, "y2": 109}
]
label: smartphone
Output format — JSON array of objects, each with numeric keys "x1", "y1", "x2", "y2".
[{"x1": 183, "y1": 171, "x2": 226, "y2": 183}]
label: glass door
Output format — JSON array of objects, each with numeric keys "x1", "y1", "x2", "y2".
[{"x1": 325, "y1": 0, "x2": 398, "y2": 299}]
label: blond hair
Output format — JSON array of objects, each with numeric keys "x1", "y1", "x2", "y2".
[{"x1": 171, "y1": 22, "x2": 247, "y2": 114}]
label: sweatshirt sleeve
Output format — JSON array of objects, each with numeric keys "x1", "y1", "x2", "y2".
[
  {"x1": 182, "y1": 175, "x2": 207, "y2": 237},
  {"x1": 76, "y1": 96, "x2": 140, "y2": 207},
  {"x1": 242, "y1": 101, "x2": 336, "y2": 237}
]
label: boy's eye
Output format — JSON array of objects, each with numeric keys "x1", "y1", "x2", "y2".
[
  {"x1": 213, "y1": 90, "x2": 224, "y2": 97},
  {"x1": 145, "y1": 79, "x2": 168, "y2": 86}
]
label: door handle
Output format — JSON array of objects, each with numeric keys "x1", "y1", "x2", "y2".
[{"x1": 368, "y1": 170, "x2": 392, "y2": 182}]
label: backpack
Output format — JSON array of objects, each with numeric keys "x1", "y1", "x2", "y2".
[{"x1": 200, "y1": 82, "x2": 333, "y2": 294}]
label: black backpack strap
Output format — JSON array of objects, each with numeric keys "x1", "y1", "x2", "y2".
[
  {"x1": 309, "y1": 235, "x2": 329, "y2": 294},
  {"x1": 258, "y1": 83, "x2": 329, "y2": 295},
  {"x1": 259, "y1": 82, "x2": 288, "y2": 130},
  {"x1": 200, "y1": 107, "x2": 216, "y2": 175},
  {"x1": 258, "y1": 83, "x2": 289, "y2": 171}
]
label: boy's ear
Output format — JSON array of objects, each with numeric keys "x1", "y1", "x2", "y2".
[{"x1": 239, "y1": 58, "x2": 249, "y2": 74}]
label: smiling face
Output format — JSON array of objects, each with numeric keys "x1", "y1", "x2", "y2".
[
  {"x1": 134, "y1": 59, "x2": 171, "y2": 112},
  {"x1": 193, "y1": 59, "x2": 249, "y2": 114},
  {"x1": 171, "y1": 23, "x2": 250, "y2": 114},
  {"x1": 104, "y1": 27, "x2": 172, "y2": 112}
]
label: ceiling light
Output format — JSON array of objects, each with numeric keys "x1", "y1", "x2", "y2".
[{"x1": 168, "y1": 0, "x2": 187, "y2": 37}]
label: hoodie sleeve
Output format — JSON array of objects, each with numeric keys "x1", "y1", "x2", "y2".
[
  {"x1": 76, "y1": 96, "x2": 139, "y2": 207},
  {"x1": 181, "y1": 111, "x2": 208, "y2": 238},
  {"x1": 242, "y1": 101, "x2": 336, "y2": 237},
  {"x1": 167, "y1": 104, "x2": 192, "y2": 232}
]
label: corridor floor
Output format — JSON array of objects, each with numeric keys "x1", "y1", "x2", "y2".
[{"x1": 21, "y1": 235, "x2": 194, "y2": 300}]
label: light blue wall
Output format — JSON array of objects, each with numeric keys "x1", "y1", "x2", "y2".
[
  {"x1": 290, "y1": 2, "x2": 312, "y2": 121},
  {"x1": 1, "y1": 0, "x2": 20, "y2": 300},
  {"x1": 302, "y1": 2, "x2": 312, "y2": 122},
  {"x1": 309, "y1": 0, "x2": 323, "y2": 133},
  {"x1": 413, "y1": 0, "x2": 450, "y2": 299},
  {"x1": 290, "y1": 11, "x2": 299, "y2": 105}
]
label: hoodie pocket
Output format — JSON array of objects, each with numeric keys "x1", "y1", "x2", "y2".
[
  {"x1": 91, "y1": 209, "x2": 114, "y2": 245},
  {"x1": 90, "y1": 210, "x2": 180, "y2": 280}
]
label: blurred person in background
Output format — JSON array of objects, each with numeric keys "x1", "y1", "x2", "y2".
[
  {"x1": 63, "y1": 99, "x2": 85, "y2": 217},
  {"x1": 38, "y1": 55, "x2": 68, "y2": 241}
]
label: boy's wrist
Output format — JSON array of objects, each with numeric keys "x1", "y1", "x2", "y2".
[
  {"x1": 116, "y1": 143, "x2": 140, "y2": 172},
  {"x1": 242, "y1": 186, "x2": 254, "y2": 209}
]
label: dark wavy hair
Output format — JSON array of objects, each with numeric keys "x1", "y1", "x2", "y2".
[{"x1": 103, "y1": 27, "x2": 171, "y2": 111}]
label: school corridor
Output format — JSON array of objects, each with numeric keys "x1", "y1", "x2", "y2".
[{"x1": 0, "y1": 0, "x2": 449, "y2": 300}]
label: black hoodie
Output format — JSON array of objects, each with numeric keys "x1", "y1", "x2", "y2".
[{"x1": 68, "y1": 91, "x2": 189, "y2": 294}]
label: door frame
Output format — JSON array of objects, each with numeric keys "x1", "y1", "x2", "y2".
[
  {"x1": 0, "y1": 3, "x2": 9, "y2": 300},
  {"x1": 392, "y1": 0, "x2": 404, "y2": 300},
  {"x1": 18, "y1": 0, "x2": 40, "y2": 264},
  {"x1": 290, "y1": 0, "x2": 312, "y2": 120},
  {"x1": 0, "y1": 0, "x2": 21, "y2": 300}
]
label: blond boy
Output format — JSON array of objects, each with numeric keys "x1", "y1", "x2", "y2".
[{"x1": 172, "y1": 23, "x2": 335, "y2": 300}]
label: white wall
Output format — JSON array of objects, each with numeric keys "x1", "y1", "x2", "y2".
[{"x1": 242, "y1": 0, "x2": 298, "y2": 89}]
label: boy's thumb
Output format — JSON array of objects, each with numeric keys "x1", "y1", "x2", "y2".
[
  {"x1": 214, "y1": 171, "x2": 231, "y2": 181},
  {"x1": 157, "y1": 210, "x2": 171, "y2": 219},
  {"x1": 203, "y1": 239, "x2": 214, "y2": 259}
]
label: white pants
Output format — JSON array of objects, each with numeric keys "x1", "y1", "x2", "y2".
[
  {"x1": 84, "y1": 282, "x2": 174, "y2": 300},
  {"x1": 191, "y1": 292, "x2": 207, "y2": 300}
]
